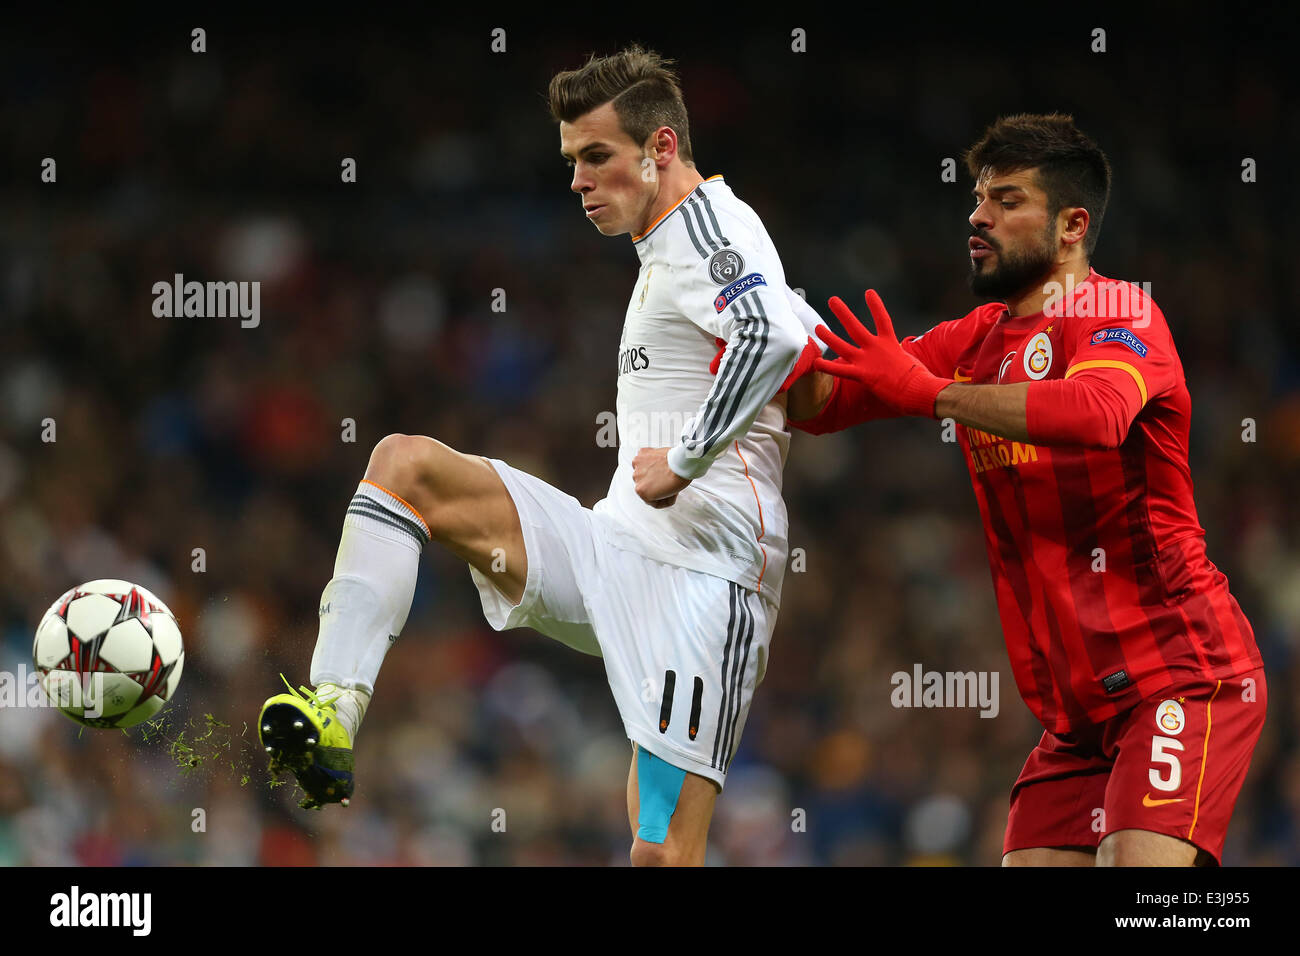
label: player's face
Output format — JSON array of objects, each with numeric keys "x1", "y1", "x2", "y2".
[
  {"x1": 560, "y1": 102, "x2": 656, "y2": 237},
  {"x1": 967, "y1": 168, "x2": 1059, "y2": 300}
]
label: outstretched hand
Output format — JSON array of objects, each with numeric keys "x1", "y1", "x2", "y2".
[{"x1": 812, "y1": 290, "x2": 950, "y2": 418}]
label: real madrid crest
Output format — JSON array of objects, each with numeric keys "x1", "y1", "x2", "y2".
[{"x1": 637, "y1": 265, "x2": 653, "y2": 311}]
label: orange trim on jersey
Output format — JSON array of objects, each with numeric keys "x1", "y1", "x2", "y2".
[
  {"x1": 360, "y1": 478, "x2": 432, "y2": 539},
  {"x1": 1065, "y1": 359, "x2": 1148, "y2": 406},
  {"x1": 632, "y1": 174, "x2": 725, "y2": 243},
  {"x1": 1188, "y1": 680, "x2": 1223, "y2": 840},
  {"x1": 734, "y1": 441, "x2": 767, "y2": 592}
]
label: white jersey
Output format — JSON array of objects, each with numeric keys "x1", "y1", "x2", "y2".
[{"x1": 592, "y1": 175, "x2": 820, "y2": 609}]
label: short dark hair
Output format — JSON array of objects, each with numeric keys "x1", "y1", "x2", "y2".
[
  {"x1": 964, "y1": 113, "x2": 1112, "y2": 256},
  {"x1": 548, "y1": 45, "x2": 694, "y2": 164}
]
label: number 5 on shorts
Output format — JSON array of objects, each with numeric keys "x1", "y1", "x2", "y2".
[{"x1": 1149, "y1": 735, "x2": 1184, "y2": 792}]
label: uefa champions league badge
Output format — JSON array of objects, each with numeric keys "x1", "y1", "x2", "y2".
[{"x1": 1156, "y1": 699, "x2": 1186, "y2": 736}]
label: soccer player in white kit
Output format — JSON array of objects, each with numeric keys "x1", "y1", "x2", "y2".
[{"x1": 257, "y1": 46, "x2": 825, "y2": 866}]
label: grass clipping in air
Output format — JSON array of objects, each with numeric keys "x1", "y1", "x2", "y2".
[{"x1": 137, "y1": 712, "x2": 287, "y2": 793}]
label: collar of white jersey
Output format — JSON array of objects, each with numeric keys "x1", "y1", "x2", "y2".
[{"x1": 631, "y1": 174, "x2": 727, "y2": 246}]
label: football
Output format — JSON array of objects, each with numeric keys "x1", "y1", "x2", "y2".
[{"x1": 32, "y1": 579, "x2": 185, "y2": 728}]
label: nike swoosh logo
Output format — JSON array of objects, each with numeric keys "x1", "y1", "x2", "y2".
[
  {"x1": 1142, "y1": 793, "x2": 1185, "y2": 807},
  {"x1": 953, "y1": 371, "x2": 972, "y2": 382}
]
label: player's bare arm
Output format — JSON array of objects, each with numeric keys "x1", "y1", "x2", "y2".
[
  {"x1": 786, "y1": 368, "x2": 834, "y2": 422},
  {"x1": 933, "y1": 381, "x2": 1028, "y2": 441}
]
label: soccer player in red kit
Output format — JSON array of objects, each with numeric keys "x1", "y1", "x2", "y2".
[{"x1": 787, "y1": 114, "x2": 1265, "y2": 866}]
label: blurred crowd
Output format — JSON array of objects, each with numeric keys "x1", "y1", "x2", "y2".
[{"x1": 0, "y1": 19, "x2": 1296, "y2": 865}]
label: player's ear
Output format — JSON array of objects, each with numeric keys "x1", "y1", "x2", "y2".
[
  {"x1": 648, "y1": 126, "x2": 678, "y2": 167},
  {"x1": 1060, "y1": 206, "x2": 1090, "y2": 247}
]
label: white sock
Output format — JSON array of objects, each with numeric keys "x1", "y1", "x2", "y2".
[
  {"x1": 309, "y1": 480, "x2": 430, "y2": 739},
  {"x1": 314, "y1": 682, "x2": 370, "y2": 743}
]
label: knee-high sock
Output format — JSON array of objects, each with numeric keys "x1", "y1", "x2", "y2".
[{"x1": 310, "y1": 480, "x2": 431, "y2": 737}]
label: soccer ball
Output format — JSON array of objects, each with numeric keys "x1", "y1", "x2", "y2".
[{"x1": 32, "y1": 579, "x2": 185, "y2": 728}]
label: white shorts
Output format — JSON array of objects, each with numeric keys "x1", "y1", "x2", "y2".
[{"x1": 468, "y1": 457, "x2": 777, "y2": 791}]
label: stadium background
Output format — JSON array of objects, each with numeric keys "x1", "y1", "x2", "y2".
[{"x1": 1, "y1": 13, "x2": 1296, "y2": 865}]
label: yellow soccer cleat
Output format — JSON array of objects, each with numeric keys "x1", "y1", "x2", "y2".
[{"x1": 258, "y1": 676, "x2": 354, "y2": 809}]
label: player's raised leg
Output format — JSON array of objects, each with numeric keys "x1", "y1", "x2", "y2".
[
  {"x1": 357, "y1": 433, "x2": 527, "y2": 602},
  {"x1": 259, "y1": 432, "x2": 526, "y2": 808},
  {"x1": 625, "y1": 744, "x2": 718, "y2": 866}
]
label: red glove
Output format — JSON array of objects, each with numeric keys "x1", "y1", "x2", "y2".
[
  {"x1": 710, "y1": 335, "x2": 820, "y2": 394},
  {"x1": 813, "y1": 290, "x2": 950, "y2": 418}
]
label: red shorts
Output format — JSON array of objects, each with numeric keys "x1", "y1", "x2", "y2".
[{"x1": 1003, "y1": 667, "x2": 1266, "y2": 864}]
